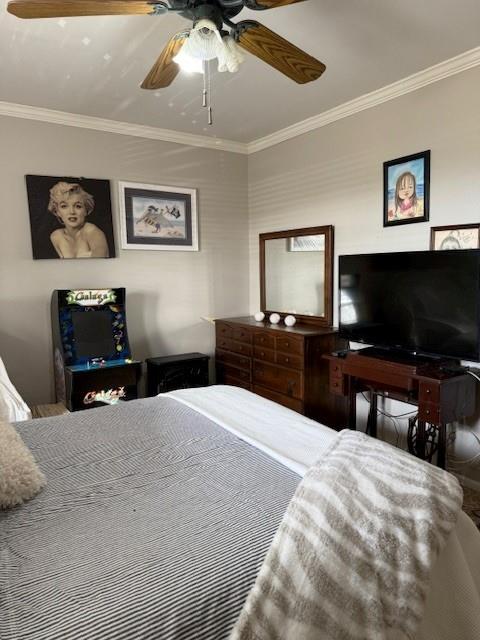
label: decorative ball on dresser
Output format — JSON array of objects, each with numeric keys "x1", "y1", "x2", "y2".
[
  {"x1": 284, "y1": 315, "x2": 297, "y2": 327},
  {"x1": 269, "y1": 313, "x2": 281, "y2": 324},
  {"x1": 254, "y1": 311, "x2": 265, "y2": 322}
]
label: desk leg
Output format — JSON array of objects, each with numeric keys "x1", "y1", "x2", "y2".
[
  {"x1": 437, "y1": 424, "x2": 447, "y2": 470},
  {"x1": 416, "y1": 420, "x2": 426, "y2": 459},
  {"x1": 348, "y1": 379, "x2": 357, "y2": 430},
  {"x1": 366, "y1": 391, "x2": 378, "y2": 439}
]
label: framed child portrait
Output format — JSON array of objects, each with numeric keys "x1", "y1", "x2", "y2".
[
  {"x1": 118, "y1": 181, "x2": 198, "y2": 251},
  {"x1": 430, "y1": 223, "x2": 480, "y2": 251},
  {"x1": 26, "y1": 175, "x2": 115, "y2": 259},
  {"x1": 383, "y1": 150, "x2": 430, "y2": 227}
]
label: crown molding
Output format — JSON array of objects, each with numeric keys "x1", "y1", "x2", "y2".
[
  {"x1": 247, "y1": 45, "x2": 480, "y2": 154},
  {"x1": 1, "y1": 46, "x2": 479, "y2": 156},
  {"x1": 0, "y1": 101, "x2": 249, "y2": 155}
]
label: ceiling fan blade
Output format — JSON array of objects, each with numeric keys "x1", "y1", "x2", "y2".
[
  {"x1": 7, "y1": 0, "x2": 163, "y2": 19},
  {"x1": 244, "y1": 0, "x2": 309, "y2": 9},
  {"x1": 237, "y1": 21, "x2": 325, "y2": 84},
  {"x1": 141, "y1": 32, "x2": 187, "y2": 90}
]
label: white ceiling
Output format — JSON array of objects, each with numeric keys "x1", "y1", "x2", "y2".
[{"x1": 1, "y1": 0, "x2": 480, "y2": 143}]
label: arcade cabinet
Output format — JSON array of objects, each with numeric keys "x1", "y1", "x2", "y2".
[{"x1": 51, "y1": 288, "x2": 142, "y2": 411}]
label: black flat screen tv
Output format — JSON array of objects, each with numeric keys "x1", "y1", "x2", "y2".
[{"x1": 339, "y1": 249, "x2": 480, "y2": 361}]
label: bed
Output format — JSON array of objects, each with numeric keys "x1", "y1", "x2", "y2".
[{"x1": 1, "y1": 385, "x2": 480, "y2": 639}]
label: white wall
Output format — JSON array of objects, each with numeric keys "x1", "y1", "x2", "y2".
[
  {"x1": 248, "y1": 65, "x2": 480, "y2": 485},
  {"x1": 2, "y1": 65, "x2": 480, "y2": 482},
  {"x1": 0, "y1": 117, "x2": 248, "y2": 405}
]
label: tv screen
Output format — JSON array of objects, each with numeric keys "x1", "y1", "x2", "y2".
[
  {"x1": 71, "y1": 309, "x2": 115, "y2": 359},
  {"x1": 339, "y1": 249, "x2": 480, "y2": 361}
]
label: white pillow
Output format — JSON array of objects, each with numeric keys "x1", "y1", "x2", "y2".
[
  {"x1": 0, "y1": 357, "x2": 31, "y2": 422},
  {"x1": 0, "y1": 421, "x2": 46, "y2": 509}
]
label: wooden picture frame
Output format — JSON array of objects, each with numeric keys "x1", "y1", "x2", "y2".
[
  {"x1": 118, "y1": 181, "x2": 198, "y2": 251},
  {"x1": 259, "y1": 225, "x2": 334, "y2": 327},
  {"x1": 430, "y1": 223, "x2": 480, "y2": 250}
]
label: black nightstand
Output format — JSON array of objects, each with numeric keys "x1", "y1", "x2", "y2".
[{"x1": 146, "y1": 353, "x2": 210, "y2": 396}]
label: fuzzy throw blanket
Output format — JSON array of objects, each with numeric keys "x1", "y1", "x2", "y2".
[{"x1": 230, "y1": 430, "x2": 463, "y2": 640}]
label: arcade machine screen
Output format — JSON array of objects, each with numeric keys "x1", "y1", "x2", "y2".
[{"x1": 70, "y1": 309, "x2": 115, "y2": 359}]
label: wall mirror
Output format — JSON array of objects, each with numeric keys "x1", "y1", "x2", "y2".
[{"x1": 260, "y1": 226, "x2": 333, "y2": 326}]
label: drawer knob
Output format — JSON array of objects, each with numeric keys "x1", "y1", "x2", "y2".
[
  {"x1": 285, "y1": 357, "x2": 290, "y2": 363},
  {"x1": 239, "y1": 346, "x2": 243, "y2": 351},
  {"x1": 333, "y1": 382, "x2": 338, "y2": 387},
  {"x1": 334, "y1": 365, "x2": 339, "y2": 372},
  {"x1": 426, "y1": 409, "x2": 430, "y2": 415},
  {"x1": 285, "y1": 342, "x2": 290, "y2": 347},
  {"x1": 260, "y1": 338, "x2": 265, "y2": 343},
  {"x1": 260, "y1": 351, "x2": 265, "y2": 357},
  {"x1": 426, "y1": 388, "x2": 431, "y2": 394}
]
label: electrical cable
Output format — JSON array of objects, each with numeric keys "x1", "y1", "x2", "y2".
[
  {"x1": 360, "y1": 391, "x2": 417, "y2": 419},
  {"x1": 357, "y1": 370, "x2": 480, "y2": 467},
  {"x1": 467, "y1": 370, "x2": 480, "y2": 383},
  {"x1": 360, "y1": 391, "x2": 403, "y2": 446}
]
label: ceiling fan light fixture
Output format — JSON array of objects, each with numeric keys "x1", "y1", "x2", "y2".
[
  {"x1": 173, "y1": 48, "x2": 204, "y2": 74},
  {"x1": 173, "y1": 18, "x2": 245, "y2": 76},
  {"x1": 217, "y1": 35, "x2": 245, "y2": 73}
]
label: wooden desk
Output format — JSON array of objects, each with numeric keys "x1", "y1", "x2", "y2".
[{"x1": 325, "y1": 350, "x2": 477, "y2": 468}]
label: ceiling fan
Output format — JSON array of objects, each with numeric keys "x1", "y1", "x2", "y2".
[{"x1": 6, "y1": 0, "x2": 326, "y2": 90}]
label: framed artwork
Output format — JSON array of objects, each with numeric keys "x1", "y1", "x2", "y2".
[
  {"x1": 383, "y1": 150, "x2": 430, "y2": 227},
  {"x1": 287, "y1": 234, "x2": 325, "y2": 252},
  {"x1": 26, "y1": 175, "x2": 115, "y2": 259},
  {"x1": 430, "y1": 223, "x2": 480, "y2": 250},
  {"x1": 118, "y1": 181, "x2": 198, "y2": 251}
]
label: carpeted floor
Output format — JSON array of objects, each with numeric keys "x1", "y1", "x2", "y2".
[{"x1": 462, "y1": 486, "x2": 480, "y2": 530}]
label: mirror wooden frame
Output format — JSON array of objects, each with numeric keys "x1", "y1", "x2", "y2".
[{"x1": 259, "y1": 225, "x2": 334, "y2": 327}]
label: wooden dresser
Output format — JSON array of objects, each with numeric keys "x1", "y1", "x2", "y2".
[{"x1": 215, "y1": 316, "x2": 349, "y2": 429}]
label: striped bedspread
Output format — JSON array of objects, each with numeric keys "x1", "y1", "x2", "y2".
[
  {"x1": 0, "y1": 397, "x2": 301, "y2": 640},
  {"x1": 231, "y1": 430, "x2": 463, "y2": 640}
]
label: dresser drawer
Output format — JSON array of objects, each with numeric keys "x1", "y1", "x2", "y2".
[
  {"x1": 216, "y1": 337, "x2": 253, "y2": 357},
  {"x1": 218, "y1": 362, "x2": 251, "y2": 384},
  {"x1": 276, "y1": 336, "x2": 303, "y2": 355},
  {"x1": 232, "y1": 327, "x2": 252, "y2": 344},
  {"x1": 223, "y1": 375, "x2": 251, "y2": 391},
  {"x1": 253, "y1": 332, "x2": 275, "y2": 350},
  {"x1": 216, "y1": 322, "x2": 233, "y2": 341},
  {"x1": 216, "y1": 348, "x2": 251, "y2": 371},
  {"x1": 276, "y1": 352, "x2": 303, "y2": 370},
  {"x1": 418, "y1": 402, "x2": 441, "y2": 424},
  {"x1": 254, "y1": 345, "x2": 276, "y2": 364},
  {"x1": 253, "y1": 385, "x2": 304, "y2": 414},
  {"x1": 329, "y1": 377, "x2": 346, "y2": 395},
  {"x1": 329, "y1": 360, "x2": 343, "y2": 379},
  {"x1": 253, "y1": 361, "x2": 303, "y2": 400},
  {"x1": 418, "y1": 382, "x2": 441, "y2": 404}
]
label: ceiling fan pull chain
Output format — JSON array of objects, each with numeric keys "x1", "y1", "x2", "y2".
[
  {"x1": 207, "y1": 60, "x2": 213, "y2": 126},
  {"x1": 202, "y1": 60, "x2": 207, "y2": 108}
]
